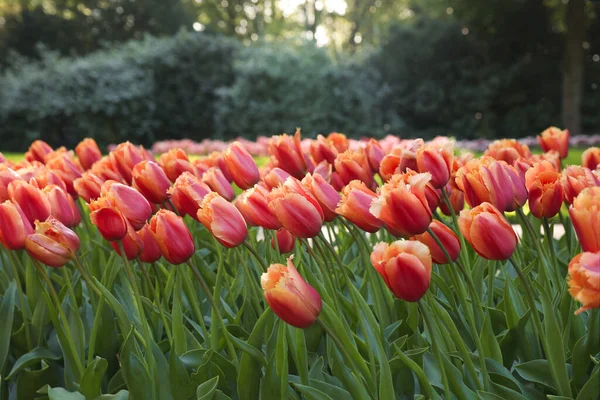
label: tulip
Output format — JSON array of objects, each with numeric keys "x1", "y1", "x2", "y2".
[
  {"x1": 25, "y1": 140, "x2": 53, "y2": 164},
  {"x1": 74, "y1": 172, "x2": 104, "y2": 202},
  {"x1": 75, "y1": 138, "x2": 102, "y2": 170},
  {"x1": 8, "y1": 180, "x2": 51, "y2": 225},
  {"x1": 271, "y1": 228, "x2": 295, "y2": 254},
  {"x1": 0, "y1": 165, "x2": 23, "y2": 202},
  {"x1": 525, "y1": 160, "x2": 564, "y2": 219},
  {"x1": 302, "y1": 173, "x2": 340, "y2": 222},
  {"x1": 370, "y1": 240, "x2": 432, "y2": 302},
  {"x1": 149, "y1": 210, "x2": 195, "y2": 264},
  {"x1": 569, "y1": 187, "x2": 600, "y2": 253},
  {"x1": 530, "y1": 151, "x2": 561, "y2": 172},
  {"x1": 561, "y1": 165, "x2": 600, "y2": 204},
  {"x1": 102, "y1": 182, "x2": 152, "y2": 230},
  {"x1": 223, "y1": 141, "x2": 260, "y2": 190},
  {"x1": 336, "y1": 180, "x2": 383, "y2": 233},
  {"x1": 439, "y1": 184, "x2": 464, "y2": 216},
  {"x1": 91, "y1": 156, "x2": 125, "y2": 183},
  {"x1": 268, "y1": 177, "x2": 324, "y2": 238},
  {"x1": 159, "y1": 148, "x2": 196, "y2": 182},
  {"x1": 459, "y1": 202, "x2": 517, "y2": 260},
  {"x1": 568, "y1": 251, "x2": 600, "y2": 315},
  {"x1": 197, "y1": 192, "x2": 248, "y2": 248},
  {"x1": 138, "y1": 224, "x2": 162, "y2": 263},
  {"x1": 111, "y1": 222, "x2": 144, "y2": 260},
  {"x1": 110, "y1": 142, "x2": 146, "y2": 184},
  {"x1": 312, "y1": 160, "x2": 332, "y2": 182},
  {"x1": 25, "y1": 217, "x2": 79, "y2": 267},
  {"x1": 45, "y1": 152, "x2": 83, "y2": 196},
  {"x1": 202, "y1": 167, "x2": 235, "y2": 201},
  {"x1": 370, "y1": 172, "x2": 433, "y2": 237},
  {"x1": 412, "y1": 220, "x2": 460, "y2": 264},
  {"x1": 330, "y1": 171, "x2": 345, "y2": 192},
  {"x1": 378, "y1": 139, "x2": 423, "y2": 182},
  {"x1": 192, "y1": 158, "x2": 211, "y2": 178},
  {"x1": 169, "y1": 172, "x2": 211, "y2": 219},
  {"x1": 132, "y1": 161, "x2": 172, "y2": 204},
  {"x1": 0, "y1": 201, "x2": 34, "y2": 250},
  {"x1": 268, "y1": 129, "x2": 307, "y2": 179},
  {"x1": 235, "y1": 185, "x2": 281, "y2": 230},
  {"x1": 365, "y1": 139, "x2": 385, "y2": 172},
  {"x1": 327, "y1": 132, "x2": 350, "y2": 153},
  {"x1": 538, "y1": 126, "x2": 569, "y2": 159},
  {"x1": 416, "y1": 142, "x2": 454, "y2": 189},
  {"x1": 582, "y1": 147, "x2": 600, "y2": 171},
  {"x1": 334, "y1": 149, "x2": 373, "y2": 187},
  {"x1": 261, "y1": 256, "x2": 322, "y2": 328},
  {"x1": 263, "y1": 167, "x2": 292, "y2": 190},
  {"x1": 44, "y1": 185, "x2": 81, "y2": 227},
  {"x1": 89, "y1": 197, "x2": 128, "y2": 241},
  {"x1": 309, "y1": 135, "x2": 338, "y2": 165},
  {"x1": 484, "y1": 139, "x2": 532, "y2": 166},
  {"x1": 33, "y1": 168, "x2": 67, "y2": 193}
]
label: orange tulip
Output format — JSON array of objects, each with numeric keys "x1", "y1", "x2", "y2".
[
  {"x1": 309, "y1": 135, "x2": 339, "y2": 165},
  {"x1": 568, "y1": 251, "x2": 600, "y2": 314},
  {"x1": 412, "y1": 220, "x2": 460, "y2": 264},
  {"x1": 459, "y1": 202, "x2": 517, "y2": 260},
  {"x1": 439, "y1": 184, "x2": 464, "y2": 216},
  {"x1": 261, "y1": 256, "x2": 322, "y2": 328},
  {"x1": 582, "y1": 147, "x2": 600, "y2": 171},
  {"x1": 25, "y1": 140, "x2": 53, "y2": 164},
  {"x1": 101, "y1": 181, "x2": 152, "y2": 230},
  {"x1": 8, "y1": 180, "x2": 51, "y2": 225},
  {"x1": 91, "y1": 156, "x2": 125, "y2": 183},
  {"x1": 334, "y1": 149, "x2": 373, "y2": 188},
  {"x1": 370, "y1": 240, "x2": 432, "y2": 302},
  {"x1": 336, "y1": 180, "x2": 383, "y2": 233},
  {"x1": 569, "y1": 187, "x2": 600, "y2": 253},
  {"x1": 416, "y1": 142, "x2": 454, "y2": 189},
  {"x1": 110, "y1": 142, "x2": 146, "y2": 184},
  {"x1": 271, "y1": 228, "x2": 295, "y2": 254},
  {"x1": 538, "y1": 126, "x2": 569, "y2": 159},
  {"x1": 312, "y1": 160, "x2": 332, "y2": 182},
  {"x1": 138, "y1": 224, "x2": 162, "y2": 263},
  {"x1": 197, "y1": 192, "x2": 248, "y2": 248},
  {"x1": 524, "y1": 160, "x2": 564, "y2": 219},
  {"x1": 159, "y1": 148, "x2": 195, "y2": 182},
  {"x1": 235, "y1": 185, "x2": 281, "y2": 230},
  {"x1": 365, "y1": 139, "x2": 385, "y2": 172},
  {"x1": 0, "y1": 201, "x2": 34, "y2": 250},
  {"x1": 73, "y1": 172, "x2": 104, "y2": 202},
  {"x1": 262, "y1": 167, "x2": 292, "y2": 190},
  {"x1": 25, "y1": 217, "x2": 79, "y2": 267},
  {"x1": 223, "y1": 141, "x2": 260, "y2": 190},
  {"x1": 149, "y1": 210, "x2": 195, "y2": 264},
  {"x1": 484, "y1": 139, "x2": 532, "y2": 166},
  {"x1": 169, "y1": 172, "x2": 211, "y2": 219},
  {"x1": 268, "y1": 129, "x2": 307, "y2": 179},
  {"x1": 327, "y1": 132, "x2": 350, "y2": 153},
  {"x1": 268, "y1": 177, "x2": 324, "y2": 238},
  {"x1": 33, "y1": 168, "x2": 67, "y2": 193},
  {"x1": 378, "y1": 139, "x2": 423, "y2": 182},
  {"x1": 75, "y1": 138, "x2": 102, "y2": 170},
  {"x1": 89, "y1": 197, "x2": 128, "y2": 241},
  {"x1": 45, "y1": 152, "x2": 83, "y2": 196},
  {"x1": 44, "y1": 185, "x2": 81, "y2": 228},
  {"x1": 111, "y1": 222, "x2": 144, "y2": 260},
  {"x1": 561, "y1": 165, "x2": 600, "y2": 204},
  {"x1": 302, "y1": 173, "x2": 340, "y2": 222},
  {"x1": 0, "y1": 165, "x2": 23, "y2": 202},
  {"x1": 370, "y1": 172, "x2": 433, "y2": 237},
  {"x1": 202, "y1": 167, "x2": 235, "y2": 201},
  {"x1": 132, "y1": 161, "x2": 172, "y2": 204}
]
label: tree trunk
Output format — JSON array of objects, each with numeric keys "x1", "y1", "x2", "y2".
[{"x1": 562, "y1": 0, "x2": 585, "y2": 136}]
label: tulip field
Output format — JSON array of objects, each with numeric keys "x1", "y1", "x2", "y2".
[{"x1": 0, "y1": 128, "x2": 599, "y2": 400}]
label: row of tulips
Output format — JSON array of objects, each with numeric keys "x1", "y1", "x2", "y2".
[{"x1": 0, "y1": 127, "x2": 598, "y2": 399}]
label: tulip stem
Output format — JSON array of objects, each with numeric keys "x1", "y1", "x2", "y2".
[
  {"x1": 137, "y1": 259, "x2": 173, "y2": 343},
  {"x1": 72, "y1": 255, "x2": 101, "y2": 297},
  {"x1": 557, "y1": 209, "x2": 573, "y2": 256},
  {"x1": 299, "y1": 238, "x2": 341, "y2": 310},
  {"x1": 87, "y1": 295, "x2": 105, "y2": 365},
  {"x1": 165, "y1": 198, "x2": 180, "y2": 215},
  {"x1": 186, "y1": 260, "x2": 240, "y2": 369},
  {"x1": 418, "y1": 299, "x2": 451, "y2": 399},
  {"x1": 516, "y1": 208, "x2": 554, "y2": 291},
  {"x1": 242, "y1": 240, "x2": 268, "y2": 272},
  {"x1": 5, "y1": 250, "x2": 33, "y2": 349},
  {"x1": 542, "y1": 217, "x2": 564, "y2": 294},
  {"x1": 441, "y1": 187, "x2": 469, "y2": 267}
]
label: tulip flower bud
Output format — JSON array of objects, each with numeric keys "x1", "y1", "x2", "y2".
[
  {"x1": 365, "y1": 139, "x2": 385, "y2": 172},
  {"x1": 89, "y1": 197, "x2": 128, "y2": 241},
  {"x1": 33, "y1": 168, "x2": 67, "y2": 193},
  {"x1": 582, "y1": 147, "x2": 600, "y2": 171},
  {"x1": 91, "y1": 156, "x2": 125, "y2": 183},
  {"x1": 525, "y1": 161, "x2": 564, "y2": 219},
  {"x1": 569, "y1": 187, "x2": 600, "y2": 253},
  {"x1": 261, "y1": 256, "x2": 322, "y2": 328},
  {"x1": 25, "y1": 217, "x2": 79, "y2": 267},
  {"x1": 379, "y1": 139, "x2": 423, "y2": 182},
  {"x1": 411, "y1": 220, "x2": 460, "y2": 264},
  {"x1": 132, "y1": 161, "x2": 172, "y2": 204},
  {"x1": 138, "y1": 224, "x2": 162, "y2": 263},
  {"x1": 0, "y1": 201, "x2": 34, "y2": 250},
  {"x1": 235, "y1": 185, "x2": 281, "y2": 230},
  {"x1": 484, "y1": 139, "x2": 532, "y2": 166},
  {"x1": 149, "y1": 210, "x2": 195, "y2": 264},
  {"x1": 75, "y1": 138, "x2": 102, "y2": 170},
  {"x1": 44, "y1": 185, "x2": 81, "y2": 227},
  {"x1": 302, "y1": 173, "x2": 340, "y2": 222},
  {"x1": 336, "y1": 180, "x2": 382, "y2": 233},
  {"x1": 309, "y1": 135, "x2": 338, "y2": 165},
  {"x1": 268, "y1": 177, "x2": 324, "y2": 238},
  {"x1": 327, "y1": 132, "x2": 350, "y2": 153},
  {"x1": 45, "y1": 152, "x2": 83, "y2": 196},
  {"x1": 263, "y1": 167, "x2": 292, "y2": 190},
  {"x1": 169, "y1": 172, "x2": 211, "y2": 219},
  {"x1": 568, "y1": 251, "x2": 600, "y2": 315},
  {"x1": 202, "y1": 167, "x2": 235, "y2": 201},
  {"x1": 102, "y1": 181, "x2": 152, "y2": 230},
  {"x1": 74, "y1": 172, "x2": 104, "y2": 202},
  {"x1": 370, "y1": 241, "x2": 432, "y2": 302},
  {"x1": 538, "y1": 126, "x2": 569, "y2": 159},
  {"x1": 158, "y1": 148, "x2": 195, "y2": 183},
  {"x1": 312, "y1": 160, "x2": 332, "y2": 182},
  {"x1": 271, "y1": 228, "x2": 295, "y2": 254},
  {"x1": 459, "y1": 202, "x2": 517, "y2": 260},
  {"x1": 223, "y1": 141, "x2": 260, "y2": 190},
  {"x1": 268, "y1": 129, "x2": 307, "y2": 179},
  {"x1": 561, "y1": 166, "x2": 600, "y2": 204},
  {"x1": 0, "y1": 165, "x2": 23, "y2": 202},
  {"x1": 8, "y1": 180, "x2": 51, "y2": 225},
  {"x1": 197, "y1": 192, "x2": 248, "y2": 248},
  {"x1": 416, "y1": 142, "x2": 454, "y2": 189},
  {"x1": 110, "y1": 142, "x2": 145, "y2": 184},
  {"x1": 334, "y1": 149, "x2": 373, "y2": 188},
  {"x1": 111, "y1": 222, "x2": 144, "y2": 260},
  {"x1": 25, "y1": 140, "x2": 53, "y2": 164},
  {"x1": 439, "y1": 184, "x2": 464, "y2": 216}
]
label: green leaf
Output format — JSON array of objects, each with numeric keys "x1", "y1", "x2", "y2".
[
  {"x1": 172, "y1": 273, "x2": 187, "y2": 355},
  {"x1": 480, "y1": 312, "x2": 503, "y2": 365},
  {"x1": 151, "y1": 339, "x2": 173, "y2": 400},
  {"x1": 514, "y1": 359, "x2": 559, "y2": 390},
  {"x1": 237, "y1": 309, "x2": 273, "y2": 400},
  {"x1": 0, "y1": 282, "x2": 17, "y2": 373},
  {"x1": 47, "y1": 387, "x2": 85, "y2": 400},
  {"x1": 290, "y1": 383, "x2": 334, "y2": 400},
  {"x1": 80, "y1": 357, "x2": 108, "y2": 399},
  {"x1": 477, "y1": 391, "x2": 505, "y2": 400},
  {"x1": 169, "y1": 346, "x2": 195, "y2": 400},
  {"x1": 95, "y1": 391, "x2": 130, "y2": 399},
  {"x1": 92, "y1": 277, "x2": 132, "y2": 336},
  {"x1": 576, "y1": 367, "x2": 600, "y2": 400},
  {"x1": 196, "y1": 376, "x2": 219, "y2": 400},
  {"x1": 276, "y1": 321, "x2": 289, "y2": 397},
  {"x1": 6, "y1": 346, "x2": 61, "y2": 380},
  {"x1": 120, "y1": 329, "x2": 154, "y2": 400}
]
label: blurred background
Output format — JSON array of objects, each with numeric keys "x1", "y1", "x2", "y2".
[{"x1": 0, "y1": 0, "x2": 599, "y2": 151}]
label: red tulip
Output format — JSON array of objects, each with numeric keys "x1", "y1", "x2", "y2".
[
  {"x1": 484, "y1": 139, "x2": 532, "y2": 166},
  {"x1": 268, "y1": 129, "x2": 307, "y2": 179},
  {"x1": 169, "y1": 172, "x2": 211, "y2": 219},
  {"x1": 44, "y1": 185, "x2": 81, "y2": 228},
  {"x1": 568, "y1": 251, "x2": 600, "y2": 315},
  {"x1": 159, "y1": 148, "x2": 195, "y2": 182},
  {"x1": 525, "y1": 160, "x2": 564, "y2": 219},
  {"x1": 45, "y1": 152, "x2": 83, "y2": 196},
  {"x1": 582, "y1": 147, "x2": 600, "y2": 171},
  {"x1": 336, "y1": 180, "x2": 383, "y2": 233},
  {"x1": 25, "y1": 217, "x2": 79, "y2": 267},
  {"x1": 569, "y1": 187, "x2": 600, "y2": 253},
  {"x1": 110, "y1": 142, "x2": 146, "y2": 184},
  {"x1": 271, "y1": 228, "x2": 295, "y2": 254},
  {"x1": 0, "y1": 201, "x2": 34, "y2": 250},
  {"x1": 75, "y1": 138, "x2": 102, "y2": 170},
  {"x1": 202, "y1": 167, "x2": 235, "y2": 201},
  {"x1": 138, "y1": 224, "x2": 162, "y2": 263},
  {"x1": 416, "y1": 142, "x2": 454, "y2": 189},
  {"x1": 149, "y1": 210, "x2": 195, "y2": 264},
  {"x1": 0, "y1": 165, "x2": 23, "y2": 202},
  {"x1": 561, "y1": 165, "x2": 600, "y2": 205},
  {"x1": 365, "y1": 139, "x2": 385, "y2": 173},
  {"x1": 132, "y1": 161, "x2": 172, "y2": 204},
  {"x1": 8, "y1": 180, "x2": 51, "y2": 225},
  {"x1": 111, "y1": 222, "x2": 144, "y2": 260},
  {"x1": 25, "y1": 140, "x2": 53, "y2": 164},
  {"x1": 74, "y1": 172, "x2": 104, "y2": 202},
  {"x1": 89, "y1": 197, "x2": 128, "y2": 241},
  {"x1": 334, "y1": 149, "x2": 373, "y2": 187},
  {"x1": 262, "y1": 167, "x2": 292, "y2": 190},
  {"x1": 412, "y1": 220, "x2": 460, "y2": 264},
  {"x1": 301, "y1": 173, "x2": 340, "y2": 222},
  {"x1": 235, "y1": 185, "x2": 281, "y2": 230},
  {"x1": 538, "y1": 126, "x2": 569, "y2": 159},
  {"x1": 197, "y1": 192, "x2": 248, "y2": 248},
  {"x1": 224, "y1": 141, "x2": 260, "y2": 189},
  {"x1": 102, "y1": 182, "x2": 152, "y2": 230}
]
